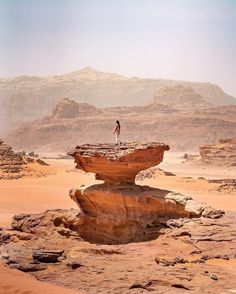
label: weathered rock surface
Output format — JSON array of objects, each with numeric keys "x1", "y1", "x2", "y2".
[
  {"x1": 11, "y1": 209, "x2": 81, "y2": 237},
  {"x1": 153, "y1": 84, "x2": 212, "y2": 109},
  {"x1": 200, "y1": 138, "x2": 236, "y2": 166},
  {"x1": 68, "y1": 142, "x2": 223, "y2": 244},
  {"x1": 136, "y1": 167, "x2": 175, "y2": 181},
  {"x1": 184, "y1": 138, "x2": 236, "y2": 168},
  {"x1": 0, "y1": 138, "x2": 26, "y2": 175},
  {"x1": 0, "y1": 139, "x2": 51, "y2": 179},
  {"x1": 70, "y1": 185, "x2": 223, "y2": 243},
  {"x1": 0, "y1": 209, "x2": 235, "y2": 294},
  {"x1": 69, "y1": 142, "x2": 169, "y2": 184},
  {"x1": 50, "y1": 97, "x2": 102, "y2": 119}
]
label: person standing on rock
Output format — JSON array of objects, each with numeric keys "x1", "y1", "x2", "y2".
[{"x1": 113, "y1": 120, "x2": 121, "y2": 145}]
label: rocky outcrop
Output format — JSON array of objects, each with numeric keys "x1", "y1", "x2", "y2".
[
  {"x1": 69, "y1": 142, "x2": 169, "y2": 184},
  {"x1": 68, "y1": 142, "x2": 223, "y2": 244},
  {"x1": 199, "y1": 138, "x2": 236, "y2": 166},
  {"x1": 0, "y1": 139, "x2": 50, "y2": 179},
  {"x1": 0, "y1": 209, "x2": 235, "y2": 294},
  {"x1": 153, "y1": 84, "x2": 212, "y2": 109},
  {"x1": 50, "y1": 97, "x2": 102, "y2": 119},
  {"x1": 0, "y1": 139, "x2": 26, "y2": 175}
]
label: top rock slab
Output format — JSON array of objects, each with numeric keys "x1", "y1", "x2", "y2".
[{"x1": 69, "y1": 142, "x2": 169, "y2": 184}]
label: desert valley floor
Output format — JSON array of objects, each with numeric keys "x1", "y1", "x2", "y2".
[{"x1": 0, "y1": 151, "x2": 236, "y2": 294}]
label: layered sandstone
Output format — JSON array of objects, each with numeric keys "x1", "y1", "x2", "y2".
[
  {"x1": 50, "y1": 97, "x2": 102, "y2": 119},
  {"x1": 0, "y1": 209, "x2": 235, "y2": 294},
  {"x1": 69, "y1": 142, "x2": 169, "y2": 184},
  {"x1": 200, "y1": 138, "x2": 236, "y2": 166},
  {"x1": 69, "y1": 142, "x2": 222, "y2": 244},
  {"x1": 0, "y1": 139, "x2": 50, "y2": 179},
  {"x1": 0, "y1": 139, "x2": 26, "y2": 175},
  {"x1": 153, "y1": 84, "x2": 211, "y2": 109}
]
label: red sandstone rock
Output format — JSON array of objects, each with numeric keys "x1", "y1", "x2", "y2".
[
  {"x1": 199, "y1": 138, "x2": 236, "y2": 166},
  {"x1": 0, "y1": 139, "x2": 50, "y2": 179},
  {"x1": 69, "y1": 142, "x2": 222, "y2": 244},
  {"x1": 69, "y1": 142, "x2": 170, "y2": 184}
]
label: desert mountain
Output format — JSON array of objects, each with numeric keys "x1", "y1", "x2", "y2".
[
  {"x1": 0, "y1": 67, "x2": 235, "y2": 135},
  {"x1": 5, "y1": 97, "x2": 236, "y2": 155},
  {"x1": 50, "y1": 97, "x2": 102, "y2": 119},
  {"x1": 153, "y1": 85, "x2": 211, "y2": 109}
]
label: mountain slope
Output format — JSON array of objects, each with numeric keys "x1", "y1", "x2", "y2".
[{"x1": 0, "y1": 67, "x2": 235, "y2": 135}]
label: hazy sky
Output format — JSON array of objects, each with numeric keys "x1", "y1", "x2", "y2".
[{"x1": 0, "y1": 0, "x2": 236, "y2": 96}]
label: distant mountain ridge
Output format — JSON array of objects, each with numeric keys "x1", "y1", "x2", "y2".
[
  {"x1": 5, "y1": 97, "x2": 236, "y2": 154},
  {"x1": 0, "y1": 67, "x2": 235, "y2": 135}
]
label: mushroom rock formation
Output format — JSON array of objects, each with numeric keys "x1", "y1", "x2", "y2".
[{"x1": 69, "y1": 142, "x2": 223, "y2": 244}]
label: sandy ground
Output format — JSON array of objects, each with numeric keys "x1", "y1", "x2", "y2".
[
  {"x1": 0, "y1": 263, "x2": 82, "y2": 294},
  {"x1": 159, "y1": 151, "x2": 236, "y2": 179},
  {"x1": 157, "y1": 152, "x2": 236, "y2": 211},
  {"x1": 0, "y1": 152, "x2": 235, "y2": 294},
  {"x1": 0, "y1": 159, "x2": 97, "y2": 226}
]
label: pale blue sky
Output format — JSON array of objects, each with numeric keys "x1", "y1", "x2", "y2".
[{"x1": 0, "y1": 0, "x2": 236, "y2": 96}]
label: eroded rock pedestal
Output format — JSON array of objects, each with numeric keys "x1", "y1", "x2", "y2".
[{"x1": 69, "y1": 142, "x2": 222, "y2": 244}]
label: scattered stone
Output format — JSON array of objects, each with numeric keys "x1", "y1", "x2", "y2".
[
  {"x1": 171, "y1": 283, "x2": 190, "y2": 290},
  {"x1": 174, "y1": 256, "x2": 186, "y2": 264},
  {"x1": 155, "y1": 257, "x2": 175, "y2": 266},
  {"x1": 10, "y1": 263, "x2": 47, "y2": 272},
  {"x1": 0, "y1": 232, "x2": 11, "y2": 244},
  {"x1": 129, "y1": 281, "x2": 153, "y2": 290},
  {"x1": 66, "y1": 261, "x2": 83, "y2": 270},
  {"x1": 208, "y1": 274, "x2": 218, "y2": 281},
  {"x1": 32, "y1": 250, "x2": 64, "y2": 263}
]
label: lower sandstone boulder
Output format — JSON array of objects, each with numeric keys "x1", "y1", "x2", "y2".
[{"x1": 69, "y1": 184, "x2": 221, "y2": 244}]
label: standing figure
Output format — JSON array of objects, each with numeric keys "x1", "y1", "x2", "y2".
[{"x1": 113, "y1": 120, "x2": 121, "y2": 145}]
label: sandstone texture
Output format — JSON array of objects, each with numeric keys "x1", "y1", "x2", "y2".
[
  {"x1": 0, "y1": 139, "x2": 50, "y2": 179},
  {"x1": 184, "y1": 137, "x2": 236, "y2": 168},
  {"x1": 200, "y1": 138, "x2": 236, "y2": 166},
  {"x1": 0, "y1": 209, "x2": 235, "y2": 294},
  {"x1": 69, "y1": 142, "x2": 169, "y2": 184},
  {"x1": 68, "y1": 142, "x2": 223, "y2": 244}
]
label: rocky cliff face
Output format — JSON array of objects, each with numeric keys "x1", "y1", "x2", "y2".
[
  {"x1": 50, "y1": 97, "x2": 102, "y2": 119},
  {"x1": 153, "y1": 84, "x2": 211, "y2": 109},
  {"x1": 69, "y1": 142, "x2": 222, "y2": 244},
  {"x1": 5, "y1": 98, "x2": 236, "y2": 154},
  {"x1": 1, "y1": 67, "x2": 235, "y2": 135},
  {"x1": 199, "y1": 138, "x2": 236, "y2": 166}
]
